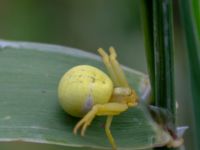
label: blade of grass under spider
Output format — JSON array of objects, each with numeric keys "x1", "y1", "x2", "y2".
[
  {"x1": 0, "y1": 40, "x2": 172, "y2": 150},
  {"x1": 141, "y1": 0, "x2": 177, "y2": 149},
  {"x1": 179, "y1": 0, "x2": 200, "y2": 149}
]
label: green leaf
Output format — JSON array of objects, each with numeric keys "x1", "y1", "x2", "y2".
[{"x1": 0, "y1": 40, "x2": 171, "y2": 150}]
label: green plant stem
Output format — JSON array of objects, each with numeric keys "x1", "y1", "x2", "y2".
[
  {"x1": 179, "y1": 0, "x2": 200, "y2": 149},
  {"x1": 152, "y1": 0, "x2": 175, "y2": 117},
  {"x1": 192, "y1": 0, "x2": 200, "y2": 39},
  {"x1": 141, "y1": 0, "x2": 176, "y2": 149}
]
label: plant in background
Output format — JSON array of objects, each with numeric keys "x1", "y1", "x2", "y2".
[
  {"x1": 179, "y1": 0, "x2": 200, "y2": 149},
  {"x1": 142, "y1": 0, "x2": 199, "y2": 149}
]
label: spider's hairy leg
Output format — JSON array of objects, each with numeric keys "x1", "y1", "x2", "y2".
[
  {"x1": 105, "y1": 116, "x2": 117, "y2": 150},
  {"x1": 97, "y1": 48, "x2": 119, "y2": 86},
  {"x1": 108, "y1": 47, "x2": 138, "y2": 106},
  {"x1": 98, "y1": 47, "x2": 138, "y2": 150},
  {"x1": 73, "y1": 103, "x2": 128, "y2": 136},
  {"x1": 98, "y1": 48, "x2": 123, "y2": 150},
  {"x1": 109, "y1": 47, "x2": 129, "y2": 87}
]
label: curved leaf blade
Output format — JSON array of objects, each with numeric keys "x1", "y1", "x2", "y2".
[{"x1": 0, "y1": 40, "x2": 170, "y2": 150}]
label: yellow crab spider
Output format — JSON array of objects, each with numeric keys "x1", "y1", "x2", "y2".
[{"x1": 58, "y1": 47, "x2": 138, "y2": 150}]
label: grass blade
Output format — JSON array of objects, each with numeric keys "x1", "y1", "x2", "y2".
[
  {"x1": 179, "y1": 0, "x2": 200, "y2": 149},
  {"x1": 152, "y1": 0, "x2": 175, "y2": 116},
  {"x1": 0, "y1": 40, "x2": 172, "y2": 150},
  {"x1": 192, "y1": 0, "x2": 200, "y2": 39}
]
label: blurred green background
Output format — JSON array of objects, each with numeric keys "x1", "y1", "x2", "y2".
[{"x1": 0, "y1": 0, "x2": 195, "y2": 150}]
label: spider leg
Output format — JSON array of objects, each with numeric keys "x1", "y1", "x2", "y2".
[
  {"x1": 109, "y1": 47, "x2": 129, "y2": 87},
  {"x1": 73, "y1": 103, "x2": 128, "y2": 137},
  {"x1": 97, "y1": 48, "x2": 120, "y2": 86},
  {"x1": 98, "y1": 47, "x2": 132, "y2": 150},
  {"x1": 105, "y1": 116, "x2": 117, "y2": 150}
]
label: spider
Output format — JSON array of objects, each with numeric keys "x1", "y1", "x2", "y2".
[{"x1": 58, "y1": 47, "x2": 138, "y2": 150}]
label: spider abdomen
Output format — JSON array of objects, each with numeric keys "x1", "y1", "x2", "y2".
[{"x1": 58, "y1": 65, "x2": 113, "y2": 117}]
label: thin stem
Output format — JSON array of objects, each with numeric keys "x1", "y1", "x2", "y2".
[
  {"x1": 141, "y1": 0, "x2": 176, "y2": 149},
  {"x1": 153, "y1": 0, "x2": 175, "y2": 118}
]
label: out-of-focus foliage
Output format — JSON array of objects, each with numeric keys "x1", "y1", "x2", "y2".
[
  {"x1": 192, "y1": 0, "x2": 200, "y2": 39},
  {"x1": 179, "y1": 0, "x2": 200, "y2": 149},
  {"x1": 0, "y1": 0, "x2": 146, "y2": 72}
]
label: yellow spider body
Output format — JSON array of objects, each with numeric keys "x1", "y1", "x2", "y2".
[
  {"x1": 58, "y1": 65, "x2": 113, "y2": 117},
  {"x1": 58, "y1": 47, "x2": 138, "y2": 150}
]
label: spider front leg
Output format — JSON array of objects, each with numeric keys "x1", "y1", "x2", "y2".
[
  {"x1": 108, "y1": 47, "x2": 129, "y2": 87},
  {"x1": 97, "y1": 47, "x2": 130, "y2": 87},
  {"x1": 73, "y1": 103, "x2": 128, "y2": 136},
  {"x1": 99, "y1": 47, "x2": 138, "y2": 106},
  {"x1": 97, "y1": 47, "x2": 138, "y2": 150}
]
